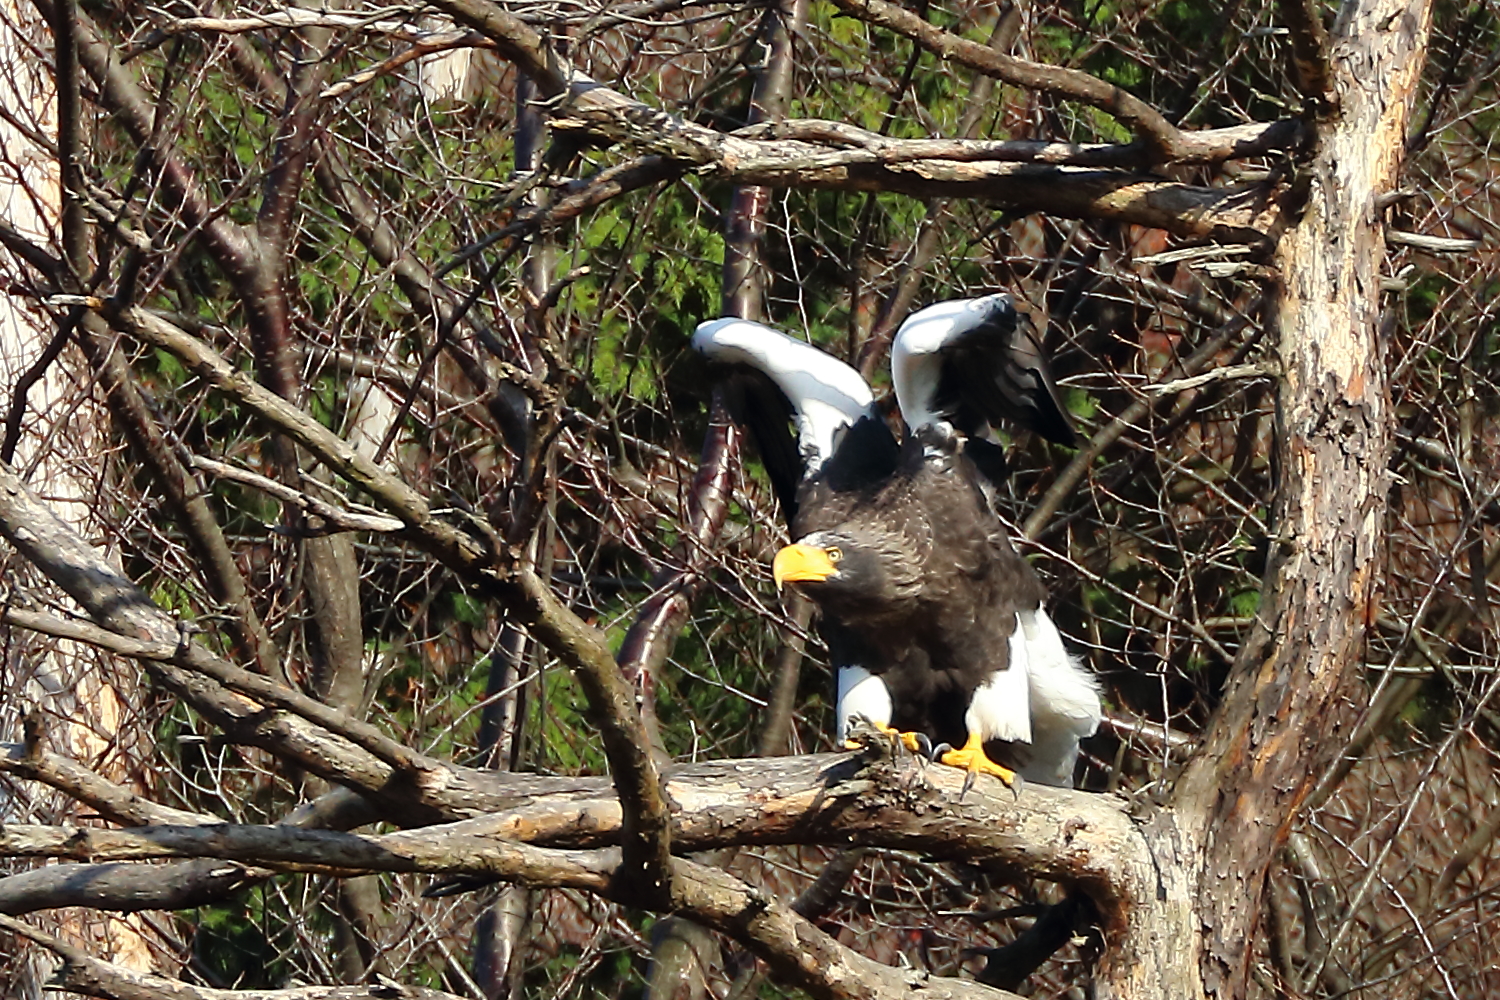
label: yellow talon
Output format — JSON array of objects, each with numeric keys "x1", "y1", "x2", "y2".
[{"x1": 938, "y1": 731, "x2": 1020, "y2": 789}]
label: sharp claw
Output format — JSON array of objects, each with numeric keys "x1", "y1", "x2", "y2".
[
  {"x1": 910, "y1": 732, "x2": 933, "y2": 758},
  {"x1": 929, "y1": 741, "x2": 952, "y2": 762}
]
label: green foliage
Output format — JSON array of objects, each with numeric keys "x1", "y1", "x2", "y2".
[
  {"x1": 570, "y1": 178, "x2": 724, "y2": 401},
  {"x1": 1065, "y1": 386, "x2": 1099, "y2": 425},
  {"x1": 193, "y1": 888, "x2": 293, "y2": 990},
  {"x1": 451, "y1": 591, "x2": 487, "y2": 628},
  {"x1": 1229, "y1": 588, "x2": 1260, "y2": 618},
  {"x1": 534, "y1": 666, "x2": 609, "y2": 774}
]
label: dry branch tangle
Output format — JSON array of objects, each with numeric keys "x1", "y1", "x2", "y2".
[
  {"x1": 0, "y1": 446, "x2": 1033, "y2": 999},
  {"x1": 1, "y1": 749, "x2": 1151, "y2": 999}
]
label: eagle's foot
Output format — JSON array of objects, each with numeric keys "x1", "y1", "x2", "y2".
[
  {"x1": 843, "y1": 718, "x2": 931, "y2": 757},
  {"x1": 935, "y1": 734, "x2": 1021, "y2": 793}
]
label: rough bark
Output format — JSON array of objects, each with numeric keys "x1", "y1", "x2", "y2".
[{"x1": 1168, "y1": 1, "x2": 1433, "y2": 998}]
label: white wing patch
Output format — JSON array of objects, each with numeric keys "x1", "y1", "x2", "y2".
[
  {"x1": 891, "y1": 294, "x2": 1011, "y2": 433},
  {"x1": 836, "y1": 665, "x2": 892, "y2": 741},
  {"x1": 692, "y1": 318, "x2": 873, "y2": 470}
]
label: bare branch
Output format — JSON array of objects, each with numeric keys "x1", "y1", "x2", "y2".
[
  {"x1": 826, "y1": 0, "x2": 1186, "y2": 161},
  {"x1": 0, "y1": 860, "x2": 264, "y2": 917},
  {"x1": 1385, "y1": 228, "x2": 1481, "y2": 252},
  {"x1": 746, "y1": 118, "x2": 1306, "y2": 168},
  {"x1": 0, "y1": 742, "x2": 216, "y2": 827},
  {"x1": 0, "y1": 912, "x2": 469, "y2": 1000},
  {"x1": 0, "y1": 749, "x2": 1148, "y2": 998},
  {"x1": 0, "y1": 750, "x2": 1145, "y2": 904},
  {"x1": 421, "y1": 0, "x2": 1285, "y2": 241},
  {"x1": 189, "y1": 455, "x2": 407, "y2": 535},
  {"x1": 1022, "y1": 298, "x2": 1264, "y2": 538},
  {"x1": 1, "y1": 606, "x2": 446, "y2": 777}
]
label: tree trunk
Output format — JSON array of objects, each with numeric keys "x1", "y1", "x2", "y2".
[{"x1": 1161, "y1": 1, "x2": 1433, "y2": 997}]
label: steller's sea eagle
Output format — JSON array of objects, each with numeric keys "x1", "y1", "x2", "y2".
[{"x1": 692, "y1": 295, "x2": 1100, "y2": 787}]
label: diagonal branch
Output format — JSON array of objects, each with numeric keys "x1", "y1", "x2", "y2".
[
  {"x1": 615, "y1": 388, "x2": 741, "y2": 756},
  {"x1": 827, "y1": 0, "x2": 1187, "y2": 161},
  {"x1": 57, "y1": 303, "x2": 674, "y2": 900},
  {"x1": 1, "y1": 607, "x2": 442, "y2": 777},
  {"x1": 0, "y1": 742, "x2": 216, "y2": 827}
]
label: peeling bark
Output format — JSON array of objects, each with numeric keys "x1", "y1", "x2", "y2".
[{"x1": 1170, "y1": 0, "x2": 1432, "y2": 997}]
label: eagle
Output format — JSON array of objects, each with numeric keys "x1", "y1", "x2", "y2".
[{"x1": 692, "y1": 294, "x2": 1100, "y2": 787}]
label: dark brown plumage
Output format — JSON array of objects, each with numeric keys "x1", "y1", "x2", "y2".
[
  {"x1": 695, "y1": 311, "x2": 1098, "y2": 788},
  {"x1": 776, "y1": 429, "x2": 1050, "y2": 769}
]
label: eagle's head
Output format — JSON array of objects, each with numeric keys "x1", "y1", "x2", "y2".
[{"x1": 772, "y1": 529, "x2": 919, "y2": 615}]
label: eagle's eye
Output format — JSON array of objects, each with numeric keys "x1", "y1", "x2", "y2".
[{"x1": 826, "y1": 547, "x2": 843, "y2": 563}]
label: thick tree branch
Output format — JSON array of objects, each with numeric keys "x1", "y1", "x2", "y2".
[
  {"x1": 0, "y1": 750, "x2": 1147, "y2": 918},
  {"x1": 0, "y1": 751, "x2": 1136, "y2": 999},
  {"x1": 746, "y1": 118, "x2": 1306, "y2": 168},
  {"x1": 0, "y1": 742, "x2": 215, "y2": 828},
  {"x1": 421, "y1": 0, "x2": 1286, "y2": 241},
  {"x1": 1278, "y1": 0, "x2": 1334, "y2": 109},
  {"x1": 0, "y1": 860, "x2": 264, "y2": 916}
]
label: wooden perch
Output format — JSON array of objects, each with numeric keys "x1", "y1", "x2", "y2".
[{"x1": 1, "y1": 747, "x2": 1145, "y2": 999}]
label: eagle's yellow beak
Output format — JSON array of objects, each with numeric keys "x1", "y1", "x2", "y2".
[{"x1": 773, "y1": 543, "x2": 838, "y2": 589}]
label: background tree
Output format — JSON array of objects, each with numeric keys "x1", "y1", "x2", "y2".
[{"x1": 0, "y1": 0, "x2": 1493, "y2": 998}]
